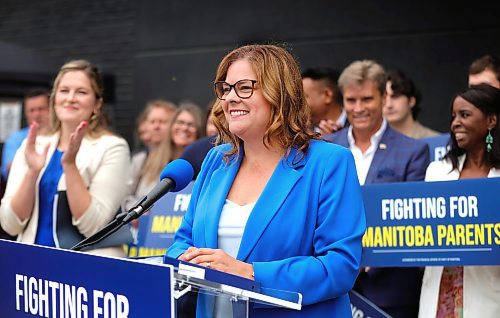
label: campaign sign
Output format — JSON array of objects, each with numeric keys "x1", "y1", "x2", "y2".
[
  {"x1": 0, "y1": 240, "x2": 174, "y2": 318},
  {"x1": 349, "y1": 290, "x2": 391, "y2": 318},
  {"x1": 421, "y1": 133, "x2": 450, "y2": 162},
  {"x1": 361, "y1": 178, "x2": 500, "y2": 267},
  {"x1": 127, "y1": 182, "x2": 194, "y2": 258}
]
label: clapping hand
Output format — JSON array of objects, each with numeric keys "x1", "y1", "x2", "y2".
[
  {"x1": 25, "y1": 122, "x2": 49, "y2": 173},
  {"x1": 61, "y1": 121, "x2": 88, "y2": 167}
]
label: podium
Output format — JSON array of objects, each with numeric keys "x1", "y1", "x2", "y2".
[{"x1": 0, "y1": 240, "x2": 301, "y2": 317}]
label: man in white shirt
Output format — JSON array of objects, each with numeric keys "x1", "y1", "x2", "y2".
[{"x1": 326, "y1": 60, "x2": 430, "y2": 318}]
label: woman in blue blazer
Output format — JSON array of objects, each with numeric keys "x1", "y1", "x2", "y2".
[{"x1": 167, "y1": 44, "x2": 366, "y2": 317}]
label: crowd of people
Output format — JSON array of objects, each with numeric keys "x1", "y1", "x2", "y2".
[{"x1": 0, "y1": 48, "x2": 498, "y2": 317}]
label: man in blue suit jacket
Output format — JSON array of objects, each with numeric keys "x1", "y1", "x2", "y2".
[
  {"x1": 328, "y1": 125, "x2": 429, "y2": 183},
  {"x1": 326, "y1": 60, "x2": 430, "y2": 318}
]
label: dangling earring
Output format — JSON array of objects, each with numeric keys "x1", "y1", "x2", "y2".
[
  {"x1": 89, "y1": 111, "x2": 99, "y2": 130},
  {"x1": 486, "y1": 129, "x2": 493, "y2": 152}
]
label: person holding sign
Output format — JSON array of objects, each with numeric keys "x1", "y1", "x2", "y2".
[
  {"x1": 167, "y1": 44, "x2": 366, "y2": 317},
  {"x1": 327, "y1": 59, "x2": 430, "y2": 318},
  {"x1": 419, "y1": 84, "x2": 500, "y2": 318},
  {"x1": 0, "y1": 60, "x2": 130, "y2": 256}
]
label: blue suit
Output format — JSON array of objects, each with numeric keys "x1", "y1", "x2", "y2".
[
  {"x1": 326, "y1": 125, "x2": 430, "y2": 183},
  {"x1": 167, "y1": 140, "x2": 366, "y2": 317},
  {"x1": 326, "y1": 126, "x2": 430, "y2": 316}
]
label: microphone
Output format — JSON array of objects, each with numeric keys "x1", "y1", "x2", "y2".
[
  {"x1": 71, "y1": 159, "x2": 193, "y2": 251},
  {"x1": 122, "y1": 159, "x2": 194, "y2": 224}
]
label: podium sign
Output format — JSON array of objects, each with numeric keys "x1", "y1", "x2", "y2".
[{"x1": 0, "y1": 240, "x2": 174, "y2": 318}]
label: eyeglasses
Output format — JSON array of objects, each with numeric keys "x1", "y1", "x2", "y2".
[
  {"x1": 173, "y1": 120, "x2": 197, "y2": 130},
  {"x1": 214, "y1": 79, "x2": 257, "y2": 100}
]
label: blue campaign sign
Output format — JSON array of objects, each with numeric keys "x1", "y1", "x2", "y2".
[
  {"x1": 361, "y1": 178, "x2": 500, "y2": 267},
  {"x1": 127, "y1": 182, "x2": 194, "y2": 258},
  {"x1": 349, "y1": 291, "x2": 391, "y2": 318},
  {"x1": 421, "y1": 133, "x2": 450, "y2": 161},
  {"x1": 0, "y1": 240, "x2": 174, "y2": 318},
  {"x1": 129, "y1": 178, "x2": 500, "y2": 267}
]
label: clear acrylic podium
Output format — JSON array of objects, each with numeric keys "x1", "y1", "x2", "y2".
[{"x1": 152, "y1": 255, "x2": 302, "y2": 317}]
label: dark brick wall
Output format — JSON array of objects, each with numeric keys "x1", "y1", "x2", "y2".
[
  {"x1": 1, "y1": 0, "x2": 500, "y2": 145},
  {"x1": 133, "y1": 0, "x2": 500, "y2": 134},
  {"x1": 0, "y1": 0, "x2": 137, "y2": 143}
]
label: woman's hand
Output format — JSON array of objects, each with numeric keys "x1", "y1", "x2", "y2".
[
  {"x1": 60, "y1": 121, "x2": 92, "y2": 220},
  {"x1": 25, "y1": 122, "x2": 49, "y2": 173},
  {"x1": 11, "y1": 122, "x2": 49, "y2": 221},
  {"x1": 61, "y1": 121, "x2": 88, "y2": 167},
  {"x1": 179, "y1": 247, "x2": 254, "y2": 280}
]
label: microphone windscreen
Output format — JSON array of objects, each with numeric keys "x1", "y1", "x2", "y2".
[{"x1": 159, "y1": 159, "x2": 194, "y2": 192}]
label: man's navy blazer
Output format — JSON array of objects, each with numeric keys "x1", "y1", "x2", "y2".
[
  {"x1": 326, "y1": 125, "x2": 430, "y2": 183},
  {"x1": 326, "y1": 125, "x2": 430, "y2": 308}
]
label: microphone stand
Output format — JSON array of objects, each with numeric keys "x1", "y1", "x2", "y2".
[
  {"x1": 71, "y1": 176, "x2": 179, "y2": 251},
  {"x1": 70, "y1": 196, "x2": 150, "y2": 251}
]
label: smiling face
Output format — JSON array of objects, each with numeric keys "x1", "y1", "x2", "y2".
[
  {"x1": 171, "y1": 110, "x2": 198, "y2": 147},
  {"x1": 54, "y1": 70, "x2": 102, "y2": 128},
  {"x1": 451, "y1": 96, "x2": 493, "y2": 153},
  {"x1": 221, "y1": 59, "x2": 272, "y2": 143},
  {"x1": 343, "y1": 80, "x2": 385, "y2": 138}
]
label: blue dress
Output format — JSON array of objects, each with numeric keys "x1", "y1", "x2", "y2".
[{"x1": 34, "y1": 149, "x2": 64, "y2": 246}]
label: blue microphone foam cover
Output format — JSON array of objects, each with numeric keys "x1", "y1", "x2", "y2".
[{"x1": 159, "y1": 159, "x2": 194, "y2": 192}]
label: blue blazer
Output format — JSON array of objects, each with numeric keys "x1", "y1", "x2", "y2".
[
  {"x1": 167, "y1": 140, "x2": 366, "y2": 317},
  {"x1": 326, "y1": 125, "x2": 430, "y2": 183},
  {"x1": 326, "y1": 126, "x2": 430, "y2": 309}
]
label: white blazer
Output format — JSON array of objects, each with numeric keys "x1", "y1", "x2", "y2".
[
  {"x1": 0, "y1": 132, "x2": 130, "y2": 256},
  {"x1": 419, "y1": 155, "x2": 500, "y2": 318}
]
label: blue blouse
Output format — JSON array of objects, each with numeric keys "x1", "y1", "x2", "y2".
[{"x1": 35, "y1": 149, "x2": 63, "y2": 247}]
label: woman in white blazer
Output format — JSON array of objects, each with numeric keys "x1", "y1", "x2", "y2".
[
  {"x1": 419, "y1": 84, "x2": 500, "y2": 318},
  {"x1": 0, "y1": 60, "x2": 130, "y2": 256}
]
